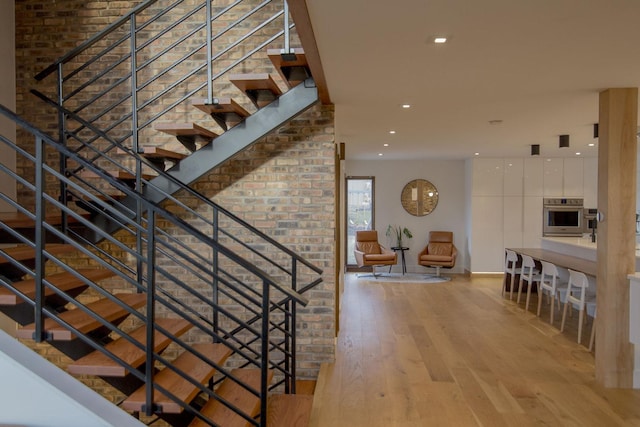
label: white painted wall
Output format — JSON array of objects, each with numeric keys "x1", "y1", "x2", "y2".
[
  {"x1": 0, "y1": 330, "x2": 145, "y2": 427},
  {"x1": 345, "y1": 159, "x2": 467, "y2": 274}
]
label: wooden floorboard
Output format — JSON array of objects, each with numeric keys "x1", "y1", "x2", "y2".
[{"x1": 309, "y1": 274, "x2": 640, "y2": 427}]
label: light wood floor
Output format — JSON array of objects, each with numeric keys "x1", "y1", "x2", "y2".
[{"x1": 309, "y1": 274, "x2": 640, "y2": 426}]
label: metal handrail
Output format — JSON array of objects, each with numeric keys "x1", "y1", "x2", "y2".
[
  {"x1": 31, "y1": 89, "x2": 323, "y2": 279},
  {"x1": 0, "y1": 99, "x2": 314, "y2": 425},
  {"x1": 16, "y1": 0, "x2": 322, "y2": 423}
]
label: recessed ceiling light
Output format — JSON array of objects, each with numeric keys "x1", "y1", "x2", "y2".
[
  {"x1": 383, "y1": 143, "x2": 389, "y2": 147},
  {"x1": 576, "y1": 152, "x2": 581, "y2": 156},
  {"x1": 378, "y1": 153, "x2": 383, "y2": 156},
  {"x1": 474, "y1": 152, "x2": 480, "y2": 156},
  {"x1": 402, "y1": 104, "x2": 411, "y2": 109},
  {"x1": 588, "y1": 143, "x2": 595, "y2": 147},
  {"x1": 389, "y1": 130, "x2": 396, "y2": 134},
  {"x1": 434, "y1": 37, "x2": 447, "y2": 44}
]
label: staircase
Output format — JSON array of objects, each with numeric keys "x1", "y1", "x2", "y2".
[{"x1": 0, "y1": 0, "x2": 325, "y2": 425}]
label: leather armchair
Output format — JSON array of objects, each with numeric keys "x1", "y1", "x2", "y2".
[
  {"x1": 354, "y1": 230, "x2": 397, "y2": 277},
  {"x1": 418, "y1": 231, "x2": 457, "y2": 277}
]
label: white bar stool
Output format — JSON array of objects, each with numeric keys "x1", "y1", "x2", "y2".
[
  {"x1": 561, "y1": 269, "x2": 596, "y2": 344},
  {"x1": 517, "y1": 254, "x2": 541, "y2": 311},
  {"x1": 503, "y1": 249, "x2": 519, "y2": 300},
  {"x1": 537, "y1": 260, "x2": 567, "y2": 324}
]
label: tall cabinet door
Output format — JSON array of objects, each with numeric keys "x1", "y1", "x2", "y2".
[
  {"x1": 503, "y1": 159, "x2": 524, "y2": 249},
  {"x1": 563, "y1": 158, "x2": 584, "y2": 197},
  {"x1": 471, "y1": 196, "x2": 504, "y2": 272},
  {"x1": 471, "y1": 159, "x2": 505, "y2": 272}
]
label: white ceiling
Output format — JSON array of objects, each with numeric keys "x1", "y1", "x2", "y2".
[{"x1": 305, "y1": 0, "x2": 640, "y2": 161}]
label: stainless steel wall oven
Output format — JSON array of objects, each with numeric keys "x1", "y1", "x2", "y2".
[{"x1": 543, "y1": 198, "x2": 584, "y2": 236}]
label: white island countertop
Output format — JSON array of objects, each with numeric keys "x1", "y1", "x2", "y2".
[
  {"x1": 541, "y1": 236, "x2": 597, "y2": 261},
  {"x1": 541, "y1": 235, "x2": 640, "y2": 264}
]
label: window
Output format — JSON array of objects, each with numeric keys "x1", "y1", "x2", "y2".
[{"x1": 346, "y1": 176, "x2": 374, "y2": 267}]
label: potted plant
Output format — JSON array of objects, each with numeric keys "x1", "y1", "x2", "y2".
[{"x1": 386, "y1": 224, "x2": 413, "y2": 248}]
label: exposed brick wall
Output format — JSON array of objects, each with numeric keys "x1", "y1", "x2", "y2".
[{"x1": 13, "y1": 0, "x2": 336, "y2": 402}]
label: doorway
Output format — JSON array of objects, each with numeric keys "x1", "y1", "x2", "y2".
[{"x1": 345, "y1": 176, "x2": 374, "y2": 270}]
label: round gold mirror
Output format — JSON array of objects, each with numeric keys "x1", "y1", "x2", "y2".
[{"x1": 401, "y1": 179, "x2": 439, "y2": 216}]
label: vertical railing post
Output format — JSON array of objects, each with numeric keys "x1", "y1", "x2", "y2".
[
  {"x1": 130, "y1": 13, "x2": 144, "y2": 291},
  {"x1": 144, "y1": 207, "x2": 157, "y2": 416},
  {"x1": 289, "y1": 257, "x2": 297, "y2": 393},
  {"x1": 33, "y1": 136, "x2": 46, "y2": 342},
  {"x1": 283, "y1": 0, "x2": 290, "y2": 54},
  {"x1": 260, "y1": 278, "x2": 270, "y2": 427},
  {"x1": 206, "y1": 0, "x2": 214, "y2": 104},
  {"x1": 56, "y1": 64, "x2": 69, "y2": 235},
  {"x1": 212, "y1": 208, "x2": 219, "y2": 340}
]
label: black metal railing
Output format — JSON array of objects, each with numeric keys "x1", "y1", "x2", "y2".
[
  {"x1": 0, "y1": 83, "x2": 317, "y2": 427},
  {"x1": 5, "y1": 1, "x2": 322, "y2": 424}
]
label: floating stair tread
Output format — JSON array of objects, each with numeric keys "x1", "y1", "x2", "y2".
[
  {"x1": 68, "y1": 317, "x2": 193, "y2": 377},
  {"x1": 116, "y1": 147, "x2": 187, "y2": 161},
  {"x1": 0, "y1": 269, "x2": 115, "y2": 306},
  {"x1": 0, "y1": 244, "x2": 76, "y2": 265},
  {"x1": 16, "y1": 293, "x2": 146, "y2": 341},
  {"x1": 267, "y1": 48, "x2": 309, "y2": 87},
  {"x1": 190, "y1": 368, "x2": 274, "y2": 427},
  {"x1": 267, "y1": 394, "x2": 313, "y2": 427},
  {"x1": 121, "y1": 343, "x2": 232, "y2": 413},
  {"x1": 191, "y1": 97, "x2": 250, "y2": 119},
  {"x1": 0, "y1": 212, "x2": 85, "y2": 228},
  {"x1": 154, "y1": 123, "x2": 218, "y2": 139},
  {"x1": 79, "y1": 170, "x2": 156, "y2": 181},
  {"x1": 229, "y1": 73, "x2": 281, "y2": 94},
  {"x1": 295, "y1": 380, "x2": 316, "y2": 395}
]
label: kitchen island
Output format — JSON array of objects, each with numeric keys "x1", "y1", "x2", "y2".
[{"x1": 541, "y1": 235, "x2": 640, "y2": 269}]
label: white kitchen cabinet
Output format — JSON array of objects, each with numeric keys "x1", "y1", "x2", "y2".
[
  {"x1": 524, "y1": 157, "x2": 543, "y2": 196},
  {"x1": 503, "y1": 159, "x2": 523, "y2": 196},
  {"x1": 563, "y1": 157, "x2": 584, "y2": 197},
  {"x1": 523, "y1": 196, "x2": 543, "y2": 247},
  {"x1": 542, "y1": 158, "x2": 585, "y2": 198},
  {"x1": 472, "y1": 158, "x2": 504, "y2": 196},
  {"x1": 543, "y1": 158, "x2": 563, "y2": 197},
  {"x1": 471, "y1": 196, "x2": 504, "y2": 272},
  {"x1": 583, "y1": 157, "x2": 598, "y2": 208},
  {"x1": 503, "y1": 196, "x2": 523, "y2": 248}
]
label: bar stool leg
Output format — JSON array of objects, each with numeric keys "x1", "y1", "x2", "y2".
[
  {"x1": 517, "y1": 276, "x2": 524, "y2": 304},
  {"x1": 577, "y1": 308, "x2": 585, "y2": 344},
  {"x1": 561, "y1": 302, "x2": 570, "y2": 332}
]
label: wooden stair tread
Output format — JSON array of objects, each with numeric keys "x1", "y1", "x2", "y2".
[
  {"x1": 80, "y1": 170, "x2": 156, "y2": 181},
  {"x1": 121, "y1": 343, "x2": 232, "y2": 413},
  {"x1": 191, "y1": 97, "x2": 250, "y2": 118},
  {"x1": 0, "y1": 212, "x2": 85, "y2": 228},
  {"x1": 116, "y1": 146, "x2": 187, "y2": 161},
  {"x1": 0, "y1": 244, "x2": 75, "y2": 265},
  {"x1": 154, "y1": 123, "x2": 218, "y2": 139},
  {"x1": 295, "y1": 380, "x2": 316, "y2": 395},
  {"x1": 228, "y1": 73, "x2": 281, "y2": 93},
  {"x1": 16, "y1": 293, "x2": 146, "y2": 341},
  {"x1": 229, "y1": 73, "x2": 282, "y2": 108},
  {"x1": 0, "y1": 269, "x2": 114, "y2": 305},
  {"x1": 267, "y1": 48, "x2": 310, "y2": 88},
  {"x1": 190, "y1": 368, "x2": 274, "y2": 427},
  {"x1": 267, "y1": 395, "x2": 313, "y2": 427},
  {"x1": 68, "y1": 317, "x2": 193, "y2": 377}
]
